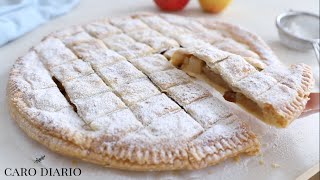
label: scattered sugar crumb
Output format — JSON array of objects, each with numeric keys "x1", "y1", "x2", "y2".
[
  {"x1": 234, "y1": 156, "x2": 241, "y2": 163},
  {"x1": 88, "y1": 123, "x2": 99, "y2": 131},
  {"x1": 259, "y1": 153, "x2": 264, "y2": 158},
  {"x1": 207, "y1": 170, "x2": 214, "y2": 175},
  {"x1": 272, "y1": 143, "x2": 278, "y2": 149},
  {"x1": 272, "y1": 163, "x2": 280, "y2": 168},
  {"x1": 259, "y1": 159, "x2": 265, "y2": 165},
  {"x1": 82, "y1": 123, "x2": 94, "y2": 131},
  {"x1": 258, "y1": 153, "x2": 265, "y2": 165},
  {"x1": 71, "y1": 159, "x2": 78, "y2": 166},
  {"x1": 172, "y1": 171, "x2": 181, "y2": 176}
]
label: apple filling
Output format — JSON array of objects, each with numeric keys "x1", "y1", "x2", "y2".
[
  {"x1": 203, "y1": 65, "x2": 264, "y2": 119},
  {"x1": 170, "y1": 45, "x2": 313, "y2": 128},
  {"x1": 172, "y1": 55, "x2": 205, "y2": 77},
  {"x1": 171, "y1": 55, "x2": 266, "y2": 121},
  {"x1": 226, "y1": 91, "x2": 264, "y2": 119}
]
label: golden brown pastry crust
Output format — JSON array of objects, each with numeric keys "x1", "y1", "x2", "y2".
[
  {"x1": 5, "y1": 13, "x2": 274, "y2": 171},
  {"x1": 197, "y1": 19, "x2": 280, "y2": 66},
  {"x1": 171, "y1": 47, "x2": 314, "y2": 128},
  {"x1": 9, "y1": 99, "x2": 259, "y2": 170}
]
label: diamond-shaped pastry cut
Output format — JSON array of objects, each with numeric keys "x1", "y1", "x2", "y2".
[
  {"x1": 103, "y1": 34, "x2": 153, "y2": 59},
  {"x1": 97, "y1": 60, "x2": 146, "y2": 87},
  {"x1": 213, "y1": 38, "x2": 260, "y2": 59},
  {"x1": 51, "y1": 59, "x2": 94, "y2": 82},
  {"x1": 257, "y1": 84, "x2": 297, "y2": 110},
  {"x1": 139, "y1": 15, "x2": 190, "y2": 38},
  {"x1": 51, "y1": 26, "x2": 84, "y2": 38},
  {"x1": 212, "y1": 55, "x2": 258, "y2": 85},
  {"x1": 89, "y1": 109, "x2": 143, "y2": 141},
  {"x1": 72, "y1": 40, "x2": 108, "y2": 54},
  {"x1": 149, "y1": 69, "x2": 192, "y2": 90},
  {"x1": 130, "y1": 54, "x2": 174, "y2": 75},
  {"x1": 110, "y1": 17, "x2": 149, "y2": 32},
  {"x1": 74, "y1": 92, "x2": 126, "y2": 120},
  {"x1": 233, "y1": 72, "x2": 278, "y2": 100},
  {"x1": 22, "y1": 87, "x2": 70, "y2": 112},
  {"x1": 127, "y1": 29, "x2": 179, "y2": 52},
  {"x1": 34, "y1": 37, "x2": 77, "y2": 68},
  {"x1": 167, "y1": 83, "x2": 211, "y2": 106},
  {"x1": 185, "y1": 97, "x2": 232, "y2": 128},
  {"x1": 10, "y1": 13, "x2": 313, "y2": 171},
  {"x1": 84, "y1": 20, "x2": 122, "y2": 38},
  {"x1": 15, "y1": 51, "x2": 57, "y2": 90},
  {"x1": 72, "y1": 41, "x2": 126, "y2": 68},
  {"x1": 118, "y1": 110, "x2": 203, "y2": 147},
  {"x1": 62, "y1": 31, "x2": 96, "y2": 46},
  {"x1": 64, "y1": 74, "x2": 111, "y2": 100},
  {"x1": 114, "y1": 78, "x2": 161, "y2": 105},
  {"x1": 103, "y1": 34, "x2": 135, "y2": 47},
  {"x1": 131, "y1": 94, "x2": 181, "y2": 125}
]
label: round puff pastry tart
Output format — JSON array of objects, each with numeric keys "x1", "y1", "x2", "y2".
[{"x1": 8, "y1": 13, "x2": 312, "y2": 171}]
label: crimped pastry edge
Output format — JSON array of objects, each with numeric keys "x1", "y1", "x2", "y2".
[
  {"x1": 6, "y1": 46, "x2": 260, "y2": 171},
  {"x1": 9, "y1": 98, "x2": 260, "y2": 170},
  {"x1": 266, "y1": 63, "x2": 315, "y2": 128},
  {"x1": 6, "y1": 13, "x2": 267, "y2": 171},
  {"x1": 171, "y1": 48, "x2": 314, "y2": 128},
  {"x1": 103, "y1": 12, "x2": 280, "y2": 66}
]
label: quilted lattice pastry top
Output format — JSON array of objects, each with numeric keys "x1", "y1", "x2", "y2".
[
  {"x1": 171, "y1": 45, "x2": 313, "y2": 128},
  {"x1": 8, "y1": 13, "x2": 312, "y2": 171}
]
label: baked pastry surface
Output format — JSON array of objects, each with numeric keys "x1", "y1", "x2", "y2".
[
  {"x1": 171, "y1": 46, "x2": 313, "y2": 128},
  {"x1": 8, "y1": 13, "x2": 312, "y2": 170}
]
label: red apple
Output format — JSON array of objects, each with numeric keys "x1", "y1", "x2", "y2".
[{"x1": 154, "y1": 0, "x2": 190, "y2": 11}]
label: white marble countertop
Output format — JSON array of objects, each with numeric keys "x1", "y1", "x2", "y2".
[{"x1": 0, "y1": 0, "x2": 319, "y2": 179}]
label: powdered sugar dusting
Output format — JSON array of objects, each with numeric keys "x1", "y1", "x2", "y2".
[
  {"x1": 84, "y1": 20, "x2": 122, "y2": 38},
  {"x1": 10, "y1": 13, "x2": 310, "y2": 172},
  {"x1": 62, "y1": 31, "x2": 96, "y2": 46},
  {"x1": 51, "y1": 59, "x2": 94, "y2": 82},
  {"x1": 212, "y1": 55, "x2": 258, "y2": 85},
  {"x1": 185, "y1": 97, "x2": 233, "y2": 129},
  {"x1": 131, "y1": 94, "x2": 181, "y2": 125},
  {"x1": 74, "y1": 92, "x2": 126, "y2": 120},
  {"x1": 149, "y1": 69, "x2": 192, "y2": 90},
  {"x1": 96, "y1": 60, "x2": 146, "y2": 87},
  {"x1": 119, "y1": 110, "x2": 203, "y2": 148},
  {"x1": 130, "y1": 54, "x2": 174, "y2": 75},
  {"x1": 233, "y1": 72, "x2": 278, "y2": 100},
  {"x1": 127, "y1": 29, "x2": 179, "y2": 53},
  {"x1": 103, "y1": 33, "x2": 153, "y2": 59},
  {"x1": 167, "y1": 82, "x2": 211, "y2": 106},
  {"x1": 89, "y1": 108, "x2": 143, "y2": 140},
  {"x1": 34, "y1": 37, "x2": 77, "y2": 68},
  {"x1": 213, "y1": 38, "x2": 260, "y2": 59},
  {"x1": 110, "y1": 17, "x2": 149, "y2": 33},
  {"x1": 22, "y1": 87, "x2": 70, "y2": 112},
  {"x1": 64, "y1": 74, "x2": 111, "y2": 100},
  {"x1": 72, "y1": 41, "x2": 126, "y2": 68},
  {"x1": 114, "y1": 78, "x2": 161, "y2": 106},
  {"x1": 13, "y1": 51, "x2": 57, "y2": 89}
]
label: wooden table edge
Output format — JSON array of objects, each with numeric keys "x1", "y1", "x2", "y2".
[{"x1": 296, "y1": 163, "x2": 320, "y2": 180}]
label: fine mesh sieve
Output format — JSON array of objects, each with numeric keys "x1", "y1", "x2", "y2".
[{"x1": 276, "y1": 10, "x2": 320, "y2": 64}]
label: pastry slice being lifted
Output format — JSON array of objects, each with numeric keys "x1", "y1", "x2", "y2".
[{"x1": 171, "y1": 46, "x2": 314, "y2": 128}]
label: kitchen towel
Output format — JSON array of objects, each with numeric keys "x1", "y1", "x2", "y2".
[{"x1": 0, "y1": 0, "x2": 79, "y2": 47}]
